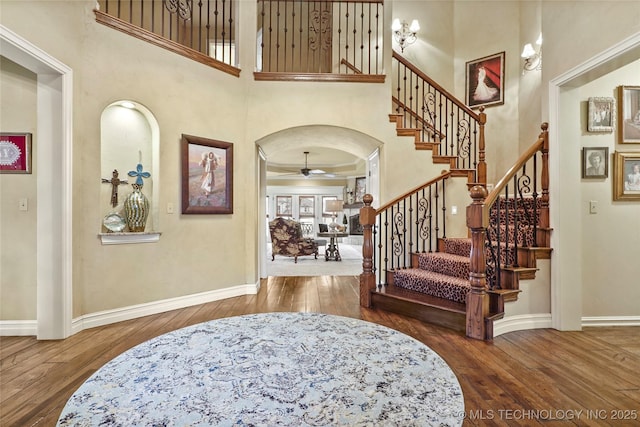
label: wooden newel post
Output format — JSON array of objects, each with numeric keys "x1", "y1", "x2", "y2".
[
  {"x1": 359, "y1": 194, "x2": 376, "y2": 308},
  {"x1": 466, "y1": 185, "x2": 490, "y2": 340}
]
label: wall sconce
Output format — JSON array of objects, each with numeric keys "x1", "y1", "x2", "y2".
[
  {"x1": 521, "y1": 33, "x2": 542, "y2": 73},
  {"x1": 392, "y1": 19, "x2": 420, "y2": 53}
]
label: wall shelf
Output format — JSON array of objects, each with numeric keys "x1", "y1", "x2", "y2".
[
  {"x1": 99, "y1": 232, "x2": 161, "y2": 245},
  {"x1": 343, "y1": 202, "x2": 364, "y2": 209}
]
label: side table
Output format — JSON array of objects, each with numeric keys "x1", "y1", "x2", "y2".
[{"x1": 317, "y1": 232, "x2": 348, "y2": 261}]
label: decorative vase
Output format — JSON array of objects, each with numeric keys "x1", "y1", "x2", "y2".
[{"x1": 124, "y1": 183, "x2": 149, "y2": 232}]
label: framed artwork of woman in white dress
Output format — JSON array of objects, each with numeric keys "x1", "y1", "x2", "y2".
[{"x1": 465, "y1": 52, "x2": 505, "y2": 109}]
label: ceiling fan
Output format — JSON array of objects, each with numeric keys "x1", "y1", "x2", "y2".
[{"x1": 300, "y1": 151, "x2": 326, "y2": 177}]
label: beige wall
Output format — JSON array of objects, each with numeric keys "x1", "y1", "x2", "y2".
[
  {"x1": 0, "y1": 57, "x2": 37, "y2": 320},
  {"x1": 577, "y1": 61, "x2": 640, "y2": 317},
  {"x1": 1, "y1": 0, "x2": 639, "y2": 328}
]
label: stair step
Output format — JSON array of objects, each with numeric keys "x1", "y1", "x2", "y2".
[
  {"x1": 432, "y1": 155, "x2": 457, "y2": 165},
  {"x1": 371, "y1": 284, "x2": 466, "y2": 332},
  {"x1": 394, "y1": 268, "x2": 470, "y2": 304},
  {"x1": 397, "y1": 128, "x2": 419, "y2": 137},
  {"x1": 414, "y1": 142, "x2": 435, "y2": 150},
  {"x1": 441, "y1": 237, "x2": 471, "y2": 257},
  {"x1": 416, "y1": 252, "x2": 470, "y2": 280}
]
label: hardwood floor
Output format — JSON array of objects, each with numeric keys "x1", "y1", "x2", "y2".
[{"x1": 1, "y1": 275, "x2": 639, "y2": 426}]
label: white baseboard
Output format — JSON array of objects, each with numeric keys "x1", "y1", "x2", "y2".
[
  {"x1": 0, "y1": 320, "x2": 38, "y2": 336},
  {"x1": 493, "y1": 313, "x2": 553, "y2": 337},
  {"x1": 581, "y1": 316, "x2": 640, "y2": 327},
  {"x1": 1, "y1": 281, "x2": 260, "y2": 337}
]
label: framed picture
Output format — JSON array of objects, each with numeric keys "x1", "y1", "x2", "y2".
[
  {"x1": 322, "y1": 196, "x2": 337, "y2": 217},
  {"x1": 465, "y1": 51, "x2": 505, "y2": 109},
  {"x1": 582, "y1": 147, "x2": 608, "y2": 179},
  {"x1": 618, "y1": 86, "x2": 640, "y2": 143},
  {"x1": 354, "y1": 176, "x2": 366, "y2": 203},
  {"x1": 0, "y1": 132, "x2": 32, "y2": 174},
  {"x1": 587, "y1": 97, "x2": 615, "y2": 132},
  {"x1": 276, "y1": 196, "x2": 292, "y2": 216},
  {"x1": 299, "y1": 195, "x2": 314, "y2": 217},
  {"x1": 613, "y1": 151, "x2": 640, "y2": 201},
  {"x1": 181, "y1": 134, "x2": 233, "y2": 214}
]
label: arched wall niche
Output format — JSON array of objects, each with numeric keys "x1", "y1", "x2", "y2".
[{"x1": 99, "y1": 100, "x2": 161, "y2": 244}]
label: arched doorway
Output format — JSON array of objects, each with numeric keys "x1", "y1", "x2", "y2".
[{"x1": 256, "y1": 125, "x2": 382, "y2": 279}]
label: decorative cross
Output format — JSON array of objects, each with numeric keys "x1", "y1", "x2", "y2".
[
  {"x1": 128, "y1": 160, "x2": 151, "y2": 186},
  {"x1": 102, "y1": 169, "x2": 128, "y2": 208}
]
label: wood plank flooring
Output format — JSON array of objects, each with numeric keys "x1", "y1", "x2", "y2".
[{"x1": 1, "y1": 275, "x2": 639, "y2": 426}]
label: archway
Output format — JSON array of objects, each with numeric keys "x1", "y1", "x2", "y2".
[{"x1": 256, "y1": 125, "x2": 383, "y2": 279}]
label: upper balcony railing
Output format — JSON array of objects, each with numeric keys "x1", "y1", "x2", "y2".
[
  {"x1": 95, "y1": 0, "x2": 240, "y2": 76},
  {"x1": 255, "y1": 0, "x2": 385, "y2": 82},
  {"x1": 95, "y1": 0, "x2": 385, "y2": 82}
]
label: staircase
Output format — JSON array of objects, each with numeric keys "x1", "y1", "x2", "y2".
[
  {"x1": 359, "y1": 52, "x2": 551, "y2": 340},
  {"x1": 360, "y1": 123, "x2": 551, "y2": 340}
]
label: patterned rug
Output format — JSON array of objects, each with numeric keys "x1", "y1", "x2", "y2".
[{"x1": 57, "y1": 313, "x2": 464, "y2": 426}]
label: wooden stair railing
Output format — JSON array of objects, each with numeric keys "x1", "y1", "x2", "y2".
[
  {"x1": 360, "y1": 171, "x2": 452, "y2": 307},
  {"x1": 391, "y1": 51, "x2": 487, "y2": 186},
  {"x1": 466, "y1": 122, "x2": 551, "y2": 340}
]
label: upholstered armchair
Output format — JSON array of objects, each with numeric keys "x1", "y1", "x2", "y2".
[{"x1": 269, "y1": 217, "x2": 319, "y2": 263}]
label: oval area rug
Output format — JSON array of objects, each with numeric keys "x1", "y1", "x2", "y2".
[{"x1": 57, "y1": 312, "x2": 464, "y2": 426}]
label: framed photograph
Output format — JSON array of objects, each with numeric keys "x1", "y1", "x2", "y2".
[
  {"x1": 618, "y1": 86, "x2": 640, "y2": 143},
  {"x1": 354, "y1": 176, "x2": 366, "y2": 203},
  {"x1": 322, "y1": 196, "x2": 337, "y2": 217},
  {"x1": 0, "y1": 132, "x2": 32, "y2": 174},
  {"x1": 181, "y1": 134, "x2": 233, "y2": 214},
  {"x1": 465, "y1": 51, "x2": 505, "y2": 109},
  {"x1": 276, "y1": 196, "x2": 292, "y2": 216},
  {"x1": 587, "y1": 97, "x2": 615, "y2": 132},
  {"x1": 299, "y1": 196, "x2": 314, "y2": 217},
  {"x1": 613, "y1": 151, "x2": 640, "y2": 201},
  {"x1": 582, "y1": 147, "x2": 608, "y2": 179}
]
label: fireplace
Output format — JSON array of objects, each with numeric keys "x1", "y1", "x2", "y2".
[{"x1": 349, "y1": 214, "x2": 363, "y2": 235}]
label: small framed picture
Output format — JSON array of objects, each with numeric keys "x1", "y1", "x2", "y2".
[
  {"x1": 276, "y1": 196, "x2": 292, "y2": 216},
  {"x1": 299, "y1": 195, "x2": 314, "y2": 217},
  {"x1": 618, "y1": 86, "x2": 640, "y2": 143},
  {"x1": 465, "y1": 51, "x2": 505, "y2": 109},
  {"x1": 582, "y1": 147, "x2": 608, "y2": 179},
  {"x1": 354, "y1": 176, "x2": 366, "y2": 203},
  {"x1": 0, "y1": 132, "x2": 32, "y2": 174},
  {"x1": 587, "y1": 97, "x2": 615, "y2": 132},
  {"x1": 613, "y1": 151, "x2": 640, "y2": 201},
  {"x1": 181, "y1": 134, "x2": 233, "y2": 214}
]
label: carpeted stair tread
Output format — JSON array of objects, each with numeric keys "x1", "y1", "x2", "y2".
[
  {"x1": 417, "y1": 252, "x2": 470, "y2": 280},
  {"x1": 441, "y1": 237, "x2": 471, "y2": 257},
  {"x1": 394, "y1": 268, "x2": 470, "y2": 304}
]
